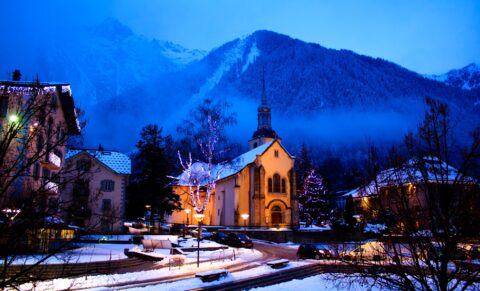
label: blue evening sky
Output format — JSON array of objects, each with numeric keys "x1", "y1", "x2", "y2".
[{"x1": 1, "y1": 0, "x2": 479, "y2": 74}]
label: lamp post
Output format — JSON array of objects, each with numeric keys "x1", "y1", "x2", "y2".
[
  {"x1": 193, "y1": 212, "x2": 205, "y2": 268},
  {"x1": 353, "y1": 214, "x2": 363, "y2": 249},
  {"x1": 145, "y1": 205, "x2": 151, "y2": 230},
  {"x1": 241, "y1": 213, "x2": 249, "y2": 232},
  {"x1": 184, "y1": 208, "x2": 191, "y2": 238}
]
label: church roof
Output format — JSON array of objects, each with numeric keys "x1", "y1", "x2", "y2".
[
  {"x1": 176, "y1": 140, "x2": 288, "y2": 186},
  {"x1": 66, "y1": 149, "x2": 131, "y2": 175}
]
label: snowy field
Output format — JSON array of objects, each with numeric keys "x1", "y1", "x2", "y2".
[
  {"x1": 18, "y1": 247, "x2": 263, "y2": 290},
  {"x1": 10, "y1": 243, "x2": 129, "y2": 265}
]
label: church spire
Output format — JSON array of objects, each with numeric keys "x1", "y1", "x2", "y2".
[
  {"x1": 261, "y1": 67, "x2": 267, "y2": 106},
  {"x1": 249, "y1": 68, "x2": 278, "y2": 149}
]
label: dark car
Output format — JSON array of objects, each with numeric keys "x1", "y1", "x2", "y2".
[
  {"x1": 226, "y1": 233, "x2": 254, "y2": 248},
  {"x1": 170, "y1": 224, "x2": 185, "y2": 235},
  {"x1": 211, "y1": 231, "x2": 229, "y2": 244},
  {"x1": 297, "y1": 243, "x2": 332, "y2": 260}
]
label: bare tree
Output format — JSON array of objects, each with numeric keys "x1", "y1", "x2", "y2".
[
  {"x1": 342, "y1": 98, "x2": 480, "y2": 290},
  {"x1": 0, "y1": 80, "x2": 105, "y2": 288}
]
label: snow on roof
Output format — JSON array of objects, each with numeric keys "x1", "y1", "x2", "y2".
[
  {"x1": 176, "y1": 141, "x2": 274, "y2": 186},
  {"x1": 66, "y1": 149, "x2": 131, "y2": 175},
  {"x1": 345, "y1": 156, "x2": 476, "y2": 198}
]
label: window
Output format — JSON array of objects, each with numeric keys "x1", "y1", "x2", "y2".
[
  {"x1": 274, "y1": 150, "x2": 279, "y2": 158},
  {"x1": 101, "y1": 180, "x2": 115, "y2": 192},
  {"x1": 253, "y1": 142, "x2": 258, "y2": 148},
  {"x1": 0, "y1": 96, "x2": 8, "y2": 118},
  {"x1": 268, "y1": 178, "x2": 273, "y2": 192},
  {"x1": 101, "y1": 199, "x2": 112, "y2": 211},
  {"x1": 281, "y1": 178, "x2": 286, "y2": 193},
  {"x1": 273, "y1": 174, "x2": 281, "y2": 192},
  {"x1": 76, "y1": 159, "x2": 90, "y2": 172},
  {"x1": 50, "y1": 94, "x2": 57, "y2": 112}
]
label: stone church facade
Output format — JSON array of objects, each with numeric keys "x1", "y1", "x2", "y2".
[{"x1": 169, "y1": 81, "x2": 299, "y2": 228}]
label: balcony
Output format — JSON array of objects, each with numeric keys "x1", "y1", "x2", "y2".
[
  {"x1": 45, "y1": 181, "x2": 59, "y2": 194},
  {"x1": 41, "y1": 152, "x2": 62, "y2": 170}
]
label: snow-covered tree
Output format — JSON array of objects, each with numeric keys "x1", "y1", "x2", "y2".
[{"x1": 298, "y1": 169, "x2": 329, "y2": 226}]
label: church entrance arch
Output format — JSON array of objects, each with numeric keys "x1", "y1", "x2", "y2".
[{"x1": 271, "y1": 206, "x2": 282, "y2": 224}]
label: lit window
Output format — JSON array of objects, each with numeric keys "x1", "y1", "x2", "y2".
[{"x1": 101, "y1": 180, "x2": 115, "y2": 192}]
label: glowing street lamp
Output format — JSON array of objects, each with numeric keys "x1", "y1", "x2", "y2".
[
  {"x1": 241, "y1": 213, "x2": 249, "y2": 232},
  {"x1": 193, "y1": 212, "x2": 205, "y2": 268},
  {"x1": 8, "y1": 114, "x2": 19, "y2": 124},
  {"x1": 184, "y1": 208, "x2": 191, "y2": 238}
]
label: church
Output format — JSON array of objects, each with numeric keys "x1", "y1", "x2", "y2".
[{"x1": 169, "y1": 82, "x2": 299, "y2": 229}]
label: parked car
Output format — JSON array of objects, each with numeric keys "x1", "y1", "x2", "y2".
[
  {"x1": 170, "y1": 224, "x2": 185, "y2": 235},
  {"x1": 226, "y1": 233, "x2": 254, "y2": 248},
  {"x1": 211, "y1": 231, "x2": 229, "y2": 244},
  {"x1": 342, "y1": 241, "x2": 387, "y2": 262},
  {"x1": 297, "y1": 243, "x2": 332, "y2": 260},
  {"x1": 191, "y1": 228, "x2": 213, "y2": 239}
]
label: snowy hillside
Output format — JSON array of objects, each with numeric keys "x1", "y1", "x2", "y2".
[
  {"x1": 425, "y1": 63, "x2": 480, "y2": 90},
  {"x1": 1, "y1": 20, "x2": 478, "y2": 154}
]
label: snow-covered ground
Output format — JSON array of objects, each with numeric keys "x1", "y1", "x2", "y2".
[
  {"x1": 126, "y1": 260, "x2": 313, "y2": 291},
  {"x1": 10, "y1": 243, "x2": 130, "y2": 265},
  {"x1": 18, "y1": 247, "x2": 263, "y2": 290},
  {"x1": 251, "y1": 274, "x2": 380, "y2": 291}
]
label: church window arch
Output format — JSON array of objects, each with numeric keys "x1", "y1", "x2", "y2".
[
  {"x1": 281, "y1": 178, "x2": 286, "y2": 193},
  {"x1": 268, "y1": 178, "x2": 273, "y2": 192},
  {"x1": 273, "y1": 174, "x2": 281, "y2": 192}
]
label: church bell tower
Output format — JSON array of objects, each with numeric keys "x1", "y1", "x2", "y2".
[{"x1": 249, "y1": 71, "x2": 278, "y2": 149}]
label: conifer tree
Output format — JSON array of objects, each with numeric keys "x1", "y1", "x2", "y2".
[
  {"x1": 298, "y1": 169, "x2": 329, "y2": 226},
  {"x1": 127, "y1": 125, "x2": 181, "y2": 224}
]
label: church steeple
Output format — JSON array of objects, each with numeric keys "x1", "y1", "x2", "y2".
[{"x1": 249, "y1": 69, "x2": 278, "y2": 149}]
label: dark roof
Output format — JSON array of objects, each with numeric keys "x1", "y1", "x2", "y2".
[{"x1": 252, "y1": 127, "x2": 278, "y2": 139}]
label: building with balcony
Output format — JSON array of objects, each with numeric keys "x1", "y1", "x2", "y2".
[
  {"x1": 0, "y1": 79, "x2": 80, "y2": 207},
  {"x1": 61, "y1": 149, "x2": 131, "y2": 233}
]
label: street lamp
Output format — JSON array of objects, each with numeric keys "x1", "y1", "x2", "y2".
[
  {"x1": 145, "y1": 205, "x2": 151, "y2": 230},
  {"x1": 184, "y1": 208, "x2": 191, "y2": 238},
  {"x1": 193, "y1": 212, "x2": 205, "y2": 268},
  {"x1": 241, "y1": 213, "x2": 249, "y2": 232},
  {"x1": 353, "y1": 214, "x2": 363, "y2": 248}
]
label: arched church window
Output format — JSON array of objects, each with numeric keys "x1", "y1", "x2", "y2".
[
  {"x1": 268, "y1": 178, "x2": 273, "y2": 192},
  {"x1": 281, "y1": 178, "x2": 286, "y2": 193},
  {"x1": 273, "y1": 174, "x2": 281, "y2": 192}
]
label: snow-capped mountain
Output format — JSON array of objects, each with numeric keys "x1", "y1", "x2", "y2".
[
  {"x1": 0, "y1": 18, "x2": 206, "y2": 106},
  {"x1": 425, "y1": 63, "x2": 480, "y2": 90},
  {"x1": 1, "y1": 20, "x2": 477, "y2": 155}
]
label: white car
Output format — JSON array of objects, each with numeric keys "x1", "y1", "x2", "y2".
[{"x1": 342, "y1": 241, "x2": 388, "y2": 262}]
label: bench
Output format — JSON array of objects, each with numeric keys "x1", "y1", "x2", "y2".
[
  {"x1": 142, "y1": 239, "x2": 172, "y2": 252},
  {"x1": 266, "y1": 259, "x2": 290, "y2": 269},
  {"x1": 195, "y1": 269, "x2": 228, "y2": 282}
]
